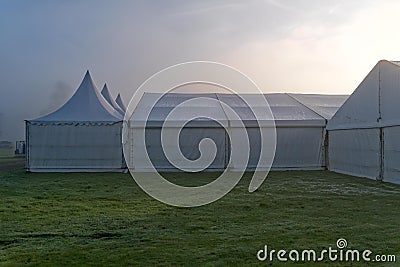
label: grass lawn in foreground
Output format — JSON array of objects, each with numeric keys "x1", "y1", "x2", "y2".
[{"x1": 0, "y1": 169, "x2": 399, "y2": 266}]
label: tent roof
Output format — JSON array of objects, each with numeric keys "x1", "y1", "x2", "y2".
[
  {"x1": 101, "y1": 84, "x2": 125, "y2": 115},
  {"x1": 217, "y1": 93, "x2": 326, "y2": 126},
  {"x1": 31, "y1": 71, "x2": 122, "y2": 122},
  {"x1": 287, "y1": 93, "x2": 349, "y2": 120},
  {"x1": 130, "y1": 93, "x2": 346, "y2": 127},
  {"x1": 131, "y1": 93, "x2": 227, "y2": 127},
  {"x1": 390, "y1": 61, "x2": 400, "y2": 67},
  {"x1": 115, "y1": 94, "x2": 126, "y2": 112},
  {"x1": 328, "y1": 60, "x2": 400, "y2": 130}
]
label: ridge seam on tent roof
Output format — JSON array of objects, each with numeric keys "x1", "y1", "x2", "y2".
[
  {"x1": 387, "y1": 60, "x2": 400, "y2": 68},
  {"x1": 215, "y1": 93, "x2": 231, "y2": 128},
  {"x1": 285, "y1": 93, "x2": 327, "y2": 121},
  {"x1": 378, "y1": 62, "x2": 382, "y2": 121}
]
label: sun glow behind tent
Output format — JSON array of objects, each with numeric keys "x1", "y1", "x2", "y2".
[{"x1": 26, "y1": 71, "x2": 124, "y2": 172}]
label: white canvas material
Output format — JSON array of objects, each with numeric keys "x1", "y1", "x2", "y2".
[
  {"x1": 288, "y1": 93, "x2": 348, "y2": 120},
  {"x1": 101, "y1": 84, "x2": 125, "y2": 116},
  {"x1": 26, "y1": 71, "x2": 124, "y2": 172},
  {"x1": 26, "y1": 71, "x2": 350, "y2": 173},
  {"x1": 31, "y1": 71, "x2": 122, "y2": 122},
  {"x1": 115, "y1": 93, "x2": 127, "y2": 113},
  {"x1": 328, "y1": 60, "x2": 400, "y2": 184},
  {"x1": 128, "y1": 93, "x2": 347, "y2": 171}
]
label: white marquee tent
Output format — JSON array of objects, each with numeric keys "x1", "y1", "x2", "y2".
[
  {"x1": 128, "y1": 93, "x2": 228, "y2": 171},
  {"x1": 327, "y1": 60, "x2": 400, "y2": 184},
  {"x1": 26, "y1": 71, "x2": 124, "y2": 172},
  {"x1": 101, "y1": 84, "x2": 125, "y2": 115},
  {"x1": 115, "y1": 93, "x2": 127, "y2": 114},
  {"x1": 26, "y1": 71, "x2": 348, "y2": 173},
  {"x1": 288, "y1": 93, "x2": 349, "y2": 120},
  {"x1": 127, "y1": 92, "x2": 347, "y2": 171}
]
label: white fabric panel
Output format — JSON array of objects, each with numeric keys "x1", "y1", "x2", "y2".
[
  {"x1": 129, "y1": 92, "x2": 330, "y2": 171},
  {"x1": 32, "y1": 71, "x2": 122, "y2": 122},
  {"x1": 327, "y1": 60, "x2": 400, "y2": 184},
  {"x1": 266, "y1": 94, "x2": 326, "y2": 121},
  {"x1": 288, "y1": 94, "x2": 348, "y2": 119},
  {"x1": 101, "y1": 84, "x2": 125, "y2": 115},
  {"x1": 132, "y1": 127, "x2": 226, "y2": 171},
  {"x1": 231, "y1": 127, "x2": 324, "y2": 170},
  {"x1": 153, "y1": 93, "x2": 218, "y2": 107},
  {"x1": 27, "y1": 123, "x2": 123, "y2": 170},
  {"x1": 135, "y1": 93, "x2": 328, "y2": 125},
  {"x1": 115, "y1": 94, "x2": 127, "y2": 112},
  {"x1": 327, "y1": 64, "x2": 380, "y2": 130},
  {"x1": 227, "y1": 127, "x2": 262, "y2": 170},
  {"x1": 383, "y1": 126, "x2": 400, "y2": 184},
  {"x1": 131, "y1": 93, "x2": 228, "y2": 127},
  {"x1": 272, "y1": 127, "x2": 324, "y2": 169},
  {"x1": 329, "y1": 129, "x2": 380, "y2": 179},
  {"x1": 216, "y1": 93, "x2": 275, "y2": 109},
  {"x1": 380, "y1": 61, "x2": 400, "y2": 126},
  {"x1": 145, "y1": 107, "x2": 227, "y2": 127},
  {"x1": 328, "y1": 60, "x2": 400, "y2": 129},
  {"x1": 132, "y1": 126, "x2": 324, "y2": 171},
  {"x1": 217, "y1": 93, "x2": 326, "y2": 127}
]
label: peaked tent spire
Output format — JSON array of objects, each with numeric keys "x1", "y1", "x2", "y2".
[
  {"x1": 31, "y1": 71, "x2": 122, "y2": 122},
  {"x1": 101, "y1": 84, "x2": 125, "y2": 115},
  {"x1": 115, "y1": 93, "x2": 127, "y2": 113}
]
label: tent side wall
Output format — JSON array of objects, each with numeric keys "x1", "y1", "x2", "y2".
[
  {"x1": 128, "y1": 93, "x2": 336, "y2": 172},
  {"x1": 329, "y1": 126, "x2": 400, "y2": 183},
  {"x1": 383, "y1": 126, "x2": 400, "y2": 183},
  {"x1": 130, "y1": 125, "x2": 325, "y2": 172},
  {"x1": 380, "y1": 61, "x2": 400, "y2": 183},
  {"x1": 272, "y1": 126, "x2": 325, "y2": 170},
  {"x1": 328, "y1": 128, "x2": 381, "y2": 179},
  {"x1": 131, "y1": 126, "x2": 227, "y2": 172},
  {"x1": 327, "y1": 60, "x2": 400, "y2": 184},
  {"x1": 26, "y1": 121, "x2": 124, "y2": 172}
]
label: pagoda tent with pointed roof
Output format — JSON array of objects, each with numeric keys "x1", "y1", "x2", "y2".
[
  {"x1": 101, "y1": 84, "x2": 125, "y2": 115},
  {"x1": 115, "y1": 93, "x2": 127, "y2": 113},
  {"x1": 26, "y1": 71, "x2": 124, "y2": 172},
  {"x1": 327, "y1": 60, "x2": 400, "y2": 184}
]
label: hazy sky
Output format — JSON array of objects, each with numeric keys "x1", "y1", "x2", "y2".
[{"x1": 1, "y1": 0, "x2": 400, "y2": 141}]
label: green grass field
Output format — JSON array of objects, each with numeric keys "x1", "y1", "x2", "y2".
[
  {"x1": 0, "y1": 169, "x2": 399, "y2": 266},
  {"x1": 0, "y1": 148, "x2": 23, "y2": 164},
  {"x1": 0, "y1": 148, "x2": 14, "y2": 158}
]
